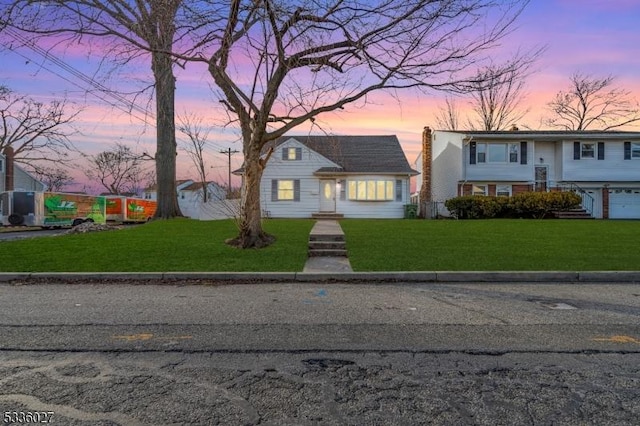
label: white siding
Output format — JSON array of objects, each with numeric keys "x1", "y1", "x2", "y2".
[
  {"x1": 562, "y1": 141, "x2": 640, "y2": 182},
  {"x1": 533, "y1": 142, "x2": 557, "y2": 183},
  {"x1": 583, "y1": 187, "x2": 603, "y2": 219},
  {"x1": 261, "y1": 139, "x2": 339, "y2": 218},
  {"x1": 413, "y1": 151, "x2": 422, "y2": 196},
  {"x1": 13, "y1": 166, "x2": 45, "y2": 191},
  {"x1": 432, "y1": 131, "x2": 463, "y2": 203},
  {"x1": 465, "y1": 142, "x2": 532, "y2": 182}
]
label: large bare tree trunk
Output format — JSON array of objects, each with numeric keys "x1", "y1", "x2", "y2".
[
  {"x1": 152, "y1": 50, "x2": 182, "y2": 219},
  {"x1": 226, "y1": 144, "x2": 274, "y2": 249}
]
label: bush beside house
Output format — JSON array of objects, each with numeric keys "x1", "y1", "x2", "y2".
[{"x1": 445, "y1": 191, "x2": 582, "y2": 219}]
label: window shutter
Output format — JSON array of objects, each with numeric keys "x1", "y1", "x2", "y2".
[
  {"x1": 340, "y1": 182, "x2": 346, "y2": 200},
  {"x1": 520, "y1": 141, "x2": 527, "y2": 165},
  {"x1": 282, "y1": 148, "x2": 289, "y2": 160},
  {"x1": 469, "y1": 142, "x2": 476, "y2": 164},
  {"x1": 395, "y1": 179, "x2": 402, "y2": 201},
  {"x1": 295, "y1": 147, "x2": 302, "y2": 160},
  {"x1": 573, "y1": 142, "x2": 581, "y2": 160},
  {"x1": 597, "y1": 142, "x2": 605, "y2": 160},
  {"x1": 271, "y1": 180, "x2": 278, "y2": 201},
  {"x1": 624, "y1": 142, "x2": 631, "y2": 160},
  {"x1": 293, "y1": 180, "x2": 300, "y2": 201}
]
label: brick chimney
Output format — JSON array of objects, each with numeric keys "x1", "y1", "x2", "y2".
[
  {"x1": 510, "y1": 124, "x2": 519, "y2": 131},
  {"x1": 3, "y1": 146, "x2": 14, "y2": 191},
  {"x1": 418, "y1": 126, "x2": 432, "y2": 218}
]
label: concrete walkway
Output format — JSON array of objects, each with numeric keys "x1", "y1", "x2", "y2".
[{"x1": 303, "y1": 220, "x2": 353, "y2": 273}]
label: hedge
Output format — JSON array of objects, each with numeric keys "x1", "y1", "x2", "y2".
[{"x1": 444, "y1": 191, "x2": 582, "y2": 219}]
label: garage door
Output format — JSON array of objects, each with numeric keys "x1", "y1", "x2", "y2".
[{"x1": 610, "y1": 189, "x2": 640, "y2": 219}]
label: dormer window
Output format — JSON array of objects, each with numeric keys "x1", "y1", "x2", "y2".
[{"x1": 282, "y1": 147, "x2": 301, "y2": 160}]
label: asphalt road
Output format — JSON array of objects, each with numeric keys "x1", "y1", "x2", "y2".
[{"x1": 1, "y1": 282, "x2": 639, "y2": 425}]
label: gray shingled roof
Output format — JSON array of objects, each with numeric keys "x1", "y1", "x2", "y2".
[{"x1": 269, "y1": 135, "x2": 417, "y2": 175}]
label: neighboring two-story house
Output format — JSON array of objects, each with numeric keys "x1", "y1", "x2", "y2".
[
  {"x1": 239, "y1": 135, "x2": 417, "y2": 219},
  {"x1": 415, "y1": 127, "x2": 640, "y2": 219}
]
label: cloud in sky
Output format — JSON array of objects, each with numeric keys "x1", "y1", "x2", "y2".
[{"x1": 1, "y1": 0, "x2": 639, "y2": 192}]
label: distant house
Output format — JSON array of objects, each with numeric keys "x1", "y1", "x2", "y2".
[
  {"x1": 142, "y1": 179, "x2": 227, "y2": 218},
  {"x1": 0, "y1": 148, "x2": 45, "y2": 193},
  {"x1": 415, "y1": 127, "x2": 640, "y2": 219},
  {"x1": 237, "y1": 135, "x2": 417, "y2": 219},
  {"x1": 142, "y1": 179, "x2": 193, "y2": 201}
]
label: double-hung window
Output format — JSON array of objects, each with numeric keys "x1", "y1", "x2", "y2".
[
  {"x1": 496, "y1": 185, "x2": 511, "y2": 197},
  {"x1": 581, "y1": 143, "x2": 595, "y2": 159},
  {"x1": 632, "y1": 143, "x2": 640, "y2": 159},
  {"x1": 271, "y1": 179, "x2": 300, "y2": 201},
  {"x1": 472, "y1": 185, "x2": 487, "y2": 196},
  {"x1": 574, "y1": 141, "x2": 605, "y2": 160},
  {"x1": 473, "y1": 143, "x2": 521, "y2": 164}
]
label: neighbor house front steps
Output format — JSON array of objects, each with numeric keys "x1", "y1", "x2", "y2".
[
  {"x1": 308, "y1": 220, "x2": 348, "y2": 257},
  {"x1": 553, "y1": 208, "x2": 593, "y2": 219}
]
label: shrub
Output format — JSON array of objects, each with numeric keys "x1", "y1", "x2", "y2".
[
  {"x1": 445, "y1": 195, "x2": 508, "y2": 219},
  {"x1": 445, "y1": 191, "x2": 582, "y2": 219},
  {"x1": 510, "y1": 191, "x2": 581, "y2": 219}
]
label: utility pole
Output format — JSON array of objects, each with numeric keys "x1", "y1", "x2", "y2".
[{"x1": 220, "y1": 148, "x2": 239, "y2": 194}]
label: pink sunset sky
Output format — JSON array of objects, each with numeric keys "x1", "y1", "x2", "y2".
[{"x1": 1, "y1": 0, "x2": 639, "y2": 192}]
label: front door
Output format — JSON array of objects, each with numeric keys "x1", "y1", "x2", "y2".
[
  {"x1": 319, "y1": 179, "x2": 336, "y2": 212},
  {"x1": 535, "y1": 166, "x2": 548, "y2": 192}
]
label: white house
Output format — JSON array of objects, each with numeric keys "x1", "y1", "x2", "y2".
[
  {"x1": 177, "y1": 181, "x2": 227, "y2": 218},
  {"x1": 415, "y1": 127, "x2": 640, "y2": 219},
  {"x1": 142, "y1": 179, "x2": 194, "y2": 201},
  {"x1": 240, "y1": 135, "x2": 418, "y2": 219},
  {"x1": 142, "y1": 179, "x2": 227, "y2": 219}
]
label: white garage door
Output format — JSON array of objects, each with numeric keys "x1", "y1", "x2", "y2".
[{"x1": 610, "y1": 189, "x2": 640, "y2": 219}]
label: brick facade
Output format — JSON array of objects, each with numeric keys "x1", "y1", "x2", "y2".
[
  {"x1": 419, "y1": 127, "x2": 433, "y2": 218},
  {"x1": 602, "y1": 187, "x2": 609, "y2": 219}
]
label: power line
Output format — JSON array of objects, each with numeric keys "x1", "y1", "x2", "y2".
[{"x1": 4, "y1": 28, "x2": 154, "y2": 123}]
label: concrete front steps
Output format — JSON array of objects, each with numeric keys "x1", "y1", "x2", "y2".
[
  {"x1": 553, "y1": 208, "x2": 593, "y2": 219},
  {"x1": 308, "y1": 220, "x2": 347, "y2": 257}
]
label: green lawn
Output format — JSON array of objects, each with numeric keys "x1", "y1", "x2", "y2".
[
  {"x1": 2, "y1": 218, "x2": 639, "y2": 272},
  {"x1": 0, "y1": 218, "x2": 313, "y2": 272},
  {"x1": 340, "y1": 219, "x2": 640, "y2": 271}
]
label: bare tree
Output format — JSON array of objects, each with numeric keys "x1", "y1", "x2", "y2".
[
  {"x1": 177, "y1": 113, "x2": 212, "y2": 202},
  {"x1": 30, "y1": 165, "x2": 74, "y2": 192},
  {"x1": 84, "y1": 143, "x2": 152, "y2": 195},
  {"x1": 467, "y1": 63, "x2": 532, "y2": 131},
  {"x1": 183, "y1": 0, "x2": 531, "y2": 248},
  {"x1": 0, "y1": 85, "x2": 79, "y2": 165},
  {"x1": 2, "y1": 0, "x2": 194, "y2": 218},
  {"x1": 547, "y1": 72, "x2": 640, "y2": 130},
  {"x1": 435, "y1": 97, "x2": 462, "y2": 131}
]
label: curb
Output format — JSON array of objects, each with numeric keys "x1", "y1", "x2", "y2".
[{"x1": 1, "y1": 271, "x2": 639, "y2": 284}]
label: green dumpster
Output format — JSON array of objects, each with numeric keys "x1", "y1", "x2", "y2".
[{"x1": 404, "y1": 204, "x2": 418, "y2": 219}]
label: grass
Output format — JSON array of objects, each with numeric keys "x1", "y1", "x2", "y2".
[
  {"x1": 0, "y1": 218, "x2": 313, "y2": 272},
  {"x1": 340, "y1": 219, "x2": 640, "y2": 271},
  {"x1": 2, "y1": 218, "x2": 639, "y2": 272}
]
